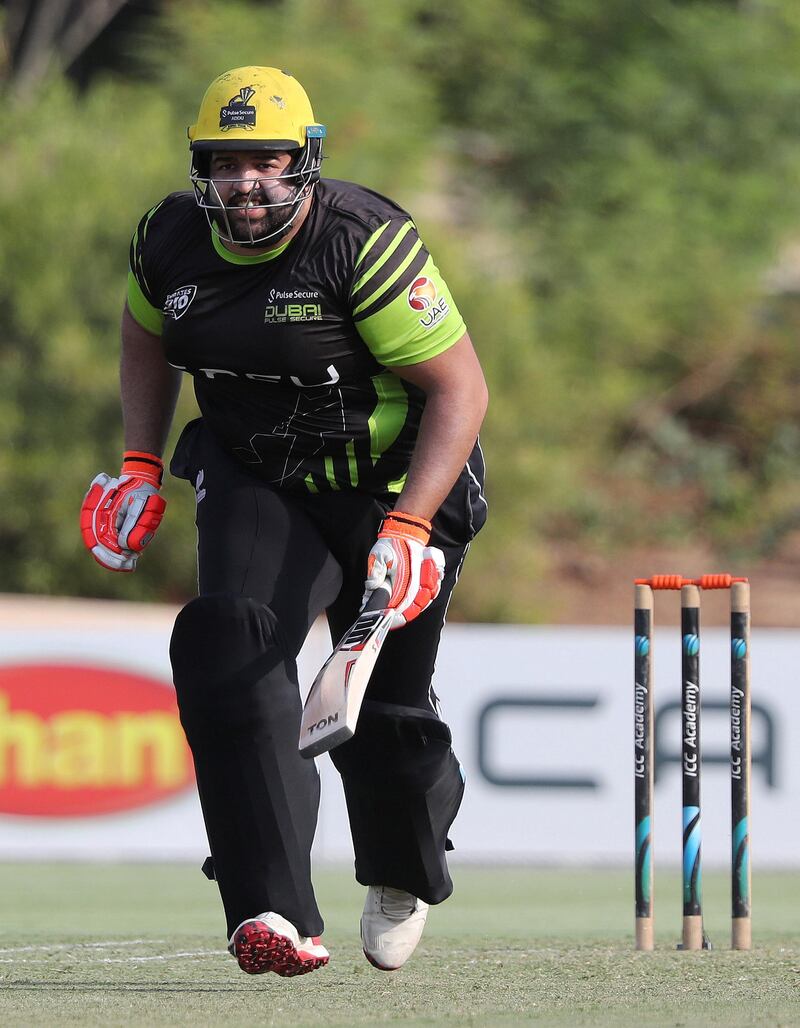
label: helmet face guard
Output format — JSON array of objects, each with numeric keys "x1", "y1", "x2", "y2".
[
  {"x1": 187, "y1": 67, "x2": 325, "y2": 246},
  {"x1": 190, "y1": 132, "x2": 324, "y2": 245}
]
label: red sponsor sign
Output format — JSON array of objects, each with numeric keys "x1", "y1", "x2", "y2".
[{"x1": 0, "y1": 664, "x2": 194, "y2": 817}]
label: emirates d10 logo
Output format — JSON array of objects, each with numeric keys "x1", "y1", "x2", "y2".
[
  {"x1": 407, "y1": 276, "x2": 437, "y2": 311},
  {"x1": 0, "y1": 665, "x2": 194, "y2": 817},
  {"x1": 164, "y1": 285, "x2": 197, "y2": 320}
]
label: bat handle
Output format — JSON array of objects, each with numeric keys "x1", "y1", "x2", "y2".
[{"x1": 362, "y1": 581, "x2": 393, "y2": 612}]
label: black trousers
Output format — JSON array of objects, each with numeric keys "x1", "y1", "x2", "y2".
[{"x1": 168, "y1": 419, "x2": 486, "y2": 938}]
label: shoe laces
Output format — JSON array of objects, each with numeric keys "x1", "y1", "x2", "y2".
[{"x1": 378, "y1": 886, "x2": 417, "y2": 918}]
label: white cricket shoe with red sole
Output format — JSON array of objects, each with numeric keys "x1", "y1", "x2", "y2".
[
  {"x1": 360, "y1": 886, "x2": 429, "y2": 971},
  {"x1": 228, "y1": 911, "x2": 329, "y2": 977}
]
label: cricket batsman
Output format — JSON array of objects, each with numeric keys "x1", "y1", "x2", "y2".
[{"x1": 80, "y1": 66, "x2": 488, "y2": 976}]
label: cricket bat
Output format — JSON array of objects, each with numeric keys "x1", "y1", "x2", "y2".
[{"x1": 299, "y1": 583, "x2": 394, "y2": 758}]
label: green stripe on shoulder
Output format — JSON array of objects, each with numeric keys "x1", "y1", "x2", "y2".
[
  {"x1": 353, "y1": 221, "x2": 392, "y2": 275},
  {"x1": 142, "y1": 199, "x2": 167, "y2": 241},
  {"x1": 352, "y1": 238, "x2": 423, "y2": 316},
  {"x1": 351, "y1": 221, "x2": 415, "y2": 297}
]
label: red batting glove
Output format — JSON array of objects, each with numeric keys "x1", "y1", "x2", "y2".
[
  {"x1": 80, "y1": 451, "x2": 167, "y2": 572},
  {"x1": 363, "y1": 511, "x2": 445, "y2": 629}
]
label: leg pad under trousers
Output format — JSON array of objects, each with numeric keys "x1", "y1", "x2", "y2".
[
  {"x1": 329, "y1": 701, "x2": 465, "y2": 904},
  {"x1": 170, "y1": 594, "x2": 323, "y2": 938}
]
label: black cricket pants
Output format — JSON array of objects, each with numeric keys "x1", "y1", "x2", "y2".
[{"x1": 168, "y1": 418, "x2": 486, "y2": 938}]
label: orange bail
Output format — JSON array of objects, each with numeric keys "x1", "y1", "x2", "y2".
[{"x1": 634, "y1": 574, "x2": 749, "y2": 590}]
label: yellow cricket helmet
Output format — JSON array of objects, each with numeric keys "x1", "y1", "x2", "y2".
[
  {"x1": 188, "y1": 66, "x2": 324, "y2": 153},
  {"x1": 187, "y1": 67, "x2": 326, "y2": 246}
]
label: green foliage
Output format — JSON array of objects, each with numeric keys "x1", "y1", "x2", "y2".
[
  {"x1": 420, "y1": 0, "x2": 800, "y2": 616},
  {"x1": 2, "y1": 0, "x2": 800, "y2": 616},
  {"x1": 0, "y1": 76, "x2": 197, "y2": 598}
]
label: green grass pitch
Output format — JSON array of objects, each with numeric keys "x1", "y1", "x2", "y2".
[{"x1": 0, "y1": 863, "x2": 796, "y2": 1025}]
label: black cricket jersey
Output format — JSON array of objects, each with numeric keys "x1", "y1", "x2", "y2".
[{"x1": 127, "y1": 179, "x2": 468, "y2": 497}]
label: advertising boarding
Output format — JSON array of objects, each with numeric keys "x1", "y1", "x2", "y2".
[{"x1": 0, "y1": 595, "x2": 796, "y2": 868}]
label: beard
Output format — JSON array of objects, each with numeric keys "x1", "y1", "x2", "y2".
[{"x1": 215, "y1": 182, "x2": 300, "y2": 245}]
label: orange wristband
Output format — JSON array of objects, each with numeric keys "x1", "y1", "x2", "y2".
[
  {"x1": 378, "y1": 511, "x2": 432, "y2": 545},
  {"x1": 122, "y1": 450, "x2": 164, "y2": 487}
]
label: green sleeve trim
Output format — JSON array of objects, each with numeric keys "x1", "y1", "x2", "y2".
[
  {"x1": 355, "y1": 254, "x2": 466, "y2": 366},
  {"x1": 126, "y1": 270, "x2": 164, "y2": 336}
]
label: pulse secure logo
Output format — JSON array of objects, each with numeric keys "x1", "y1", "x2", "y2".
[
  {"x1": 219, "y1": 86, "x2": 257, "y2": 131},
  {"x1": 264, "y1": 288, "x2": 322, "y2": 324}
]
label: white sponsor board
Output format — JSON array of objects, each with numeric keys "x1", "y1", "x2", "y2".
[
  {"x1": 0, "y1": 597, "x2": 796, "y2": 867},
  {"x1": 436, "y1": 625, "x2": 796, "y2": 869}
]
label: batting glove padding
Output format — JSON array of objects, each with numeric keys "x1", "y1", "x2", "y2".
[
  {"x1": 80, "y1": 451, "x2": 166, "y2": 572},
  {"x1": 364, "y1": 511, "x2": 445, "y2": 629}
]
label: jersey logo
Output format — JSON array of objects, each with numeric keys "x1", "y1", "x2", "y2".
[
  {"x1": 220, "y1": 87, "x2": 257, "y2": 131},
  {"x1": 407, "y1": 276, "x2": 450, "y2": 330},
  {"x1": 164, "y1": 285, "x2": 197, "y2": 320},
  {"x1": 268, "y1": 288, "x2": 320, "y2": 302},
  {"x1": 265, "y1": 287, "x2": 322, "y2": 324},
  {"x1": 264, "y1": 301, "x2": 323, "y2": 323},
  {"x1": 408, "y1": 277, "x2": 437, "y2": 311}
]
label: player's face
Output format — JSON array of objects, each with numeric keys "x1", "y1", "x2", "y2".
[{"x1": 209, "y1": 151, "x2": 296, "y2": 241}]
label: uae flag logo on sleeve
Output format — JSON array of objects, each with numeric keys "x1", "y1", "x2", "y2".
[{"x1": 407, "y1": 276, "x2": 450, "y2": 329}]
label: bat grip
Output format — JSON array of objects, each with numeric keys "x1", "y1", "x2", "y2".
[{"x1": 362, "y1": 581, "x2": 393, "y2": 612}]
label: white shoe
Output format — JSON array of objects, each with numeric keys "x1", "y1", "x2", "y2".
[
  {"x1": 228, "y1": 911, "x2": 329, "y2": 977},
  {"x1": 360, "y1": 886, "x2": 429, "y2": 971}
]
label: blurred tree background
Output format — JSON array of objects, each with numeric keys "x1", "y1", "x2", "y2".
[{"x1": 2, "y1": 0, "x2": 800, "y2": 620}]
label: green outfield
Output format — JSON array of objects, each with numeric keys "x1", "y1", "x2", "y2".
[{"x1": 0, "y1": 863, "x2": 796, "y2": 1026}]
